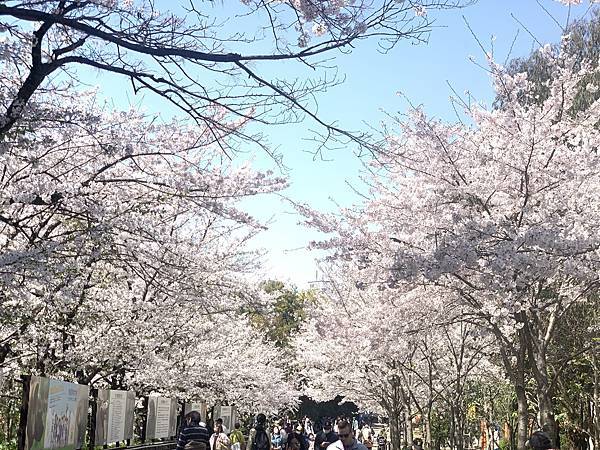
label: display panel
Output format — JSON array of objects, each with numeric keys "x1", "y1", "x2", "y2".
[
  {"x1": 95, "y1": 389, "x2": 136, "y2": 445},
  {"x1": 25, "y1": 377, "x2": 89, "y2": 450}
]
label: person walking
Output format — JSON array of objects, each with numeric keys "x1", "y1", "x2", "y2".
[
  {"x1": 210, "y1": 424, "x2": 231, "y2": 450},
  {"x1": 177, "y1": 411, "x2": 211, "y2": 450},
  {"x1": 304, "y1": 417, "x2": 314, "y2": 437},
  {"x1": 247, "y1": 414, "x2": 272, "y2": 450},
  {"x1": 327, "y1": 420, "x2": 367, "y2": 450},
  {"x1": 376, "y1": 432, "x2": 386, "y2": 450},
  {"x1": 287, "y1": 432, "x2": 309, "y2": 450},
  {"x1": 279, "y1": 420, "x2": 288, "y2": 446},
  {"x1": 272, "y1": 427, "x2": 284, "y2": 450},
  {"x1": 230, "y1": 423, "x2": 246, "y2": 450},
  {"x1": 315, "y1": 421, "x2": 338, "y2": 450},
  {"x1": 216, "y1": 418, "x2": 229, "y2": 434},
  {"x1": 360, "y1": 425, "x2": 371, "y2": 445}
]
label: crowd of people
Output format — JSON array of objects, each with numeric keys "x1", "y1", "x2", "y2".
[
  {"x1": 176, "y1": 412, "x2": 559, "y2": 450},
  {"x1": 176, "y1": 413, "x2": 389, "y2": 450}
]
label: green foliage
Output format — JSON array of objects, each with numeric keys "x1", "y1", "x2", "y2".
[
  {"x1": 296, "y1": 395, "x2": 358, "y2": 421},
  {"x1": 0, "y1": 439, "x2": 16, "y2": 450},
  {"x1": 497, "y1": 7, "x2": 600, "y2": 115},
  {"x1": 0, "y1": 378, "x2": 21, "y2": 447},
  {"x1": 498, "y1": 438, "x2": 510, "y2": 450},
  {"x1": 249, "y1": 280, "x2": 316, "y2": 349},
  {"x1": 548, "y1": 296, "x2": 600, "y2": 443},
  {"x1": 429, "y1": 409, "x2": 451, "y2": 448}
]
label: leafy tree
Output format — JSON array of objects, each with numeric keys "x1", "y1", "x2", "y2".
[
  {"x1": 249, "y1": 280, "x2": 316, "y2": 349},
  {"x1": 547, "y1": 297, "x2": 600, "y2": 450},
  {"x1": 496, "y1": 7, "x2": 600, "y2": 115}
]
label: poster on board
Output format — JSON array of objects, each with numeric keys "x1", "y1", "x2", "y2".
[
  {"x1": 184, "y1": 401, "x2": 207, "y2": 423},
  {"x1": 146, "y1": 396, "x2": 177, "y2": 439},
  {"x1": 94, "y1": 390, "x2": 110, "y2": 445},
  {"x1": 25, "y1": 376, "x2": 89, "y2": 450},
  {"x1": 219, "y1": 406, "x2": 232, "y2": 433},
  {"x1": 95, "y1": 389, "x2": 136, "y2": 445}
]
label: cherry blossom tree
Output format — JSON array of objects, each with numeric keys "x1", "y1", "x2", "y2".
[
  {"x1": 0, "y1": 57, "x2": 298, "y2": 411},
  {"x1": 132, "y1": 313, "x2": 299, "y2": 414},
  {"x1": 296, "y1": 263, "x2": 494, "y2": 450},
  {"x1": 0, "y1": 0, "x2": 468, "y2": 154},
  {"x1": 298, "y1": 41, "x2": 600, "y2": 449}
]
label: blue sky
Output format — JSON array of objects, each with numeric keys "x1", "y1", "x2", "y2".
[{"x1": 88, "y1": 0, "x2": 596, "y2": 288}]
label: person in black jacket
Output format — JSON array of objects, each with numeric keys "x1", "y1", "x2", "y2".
[
  {"x1": 528, "y1": 431, "x2": 554, "y2": 450},
  {"x1": 315, "y1": 421, "x2": 338, "y2": 450},
  {"x1": 177, "y1": 411, "x2": 210, "y2": 450}
]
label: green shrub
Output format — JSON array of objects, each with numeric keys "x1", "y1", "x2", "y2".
[
  {"x1": 0, "y1": 438, "x2": 17, "y2": 450},
  {"x1": 498, "y1": 438, "x2": 510, "y2": 450}
]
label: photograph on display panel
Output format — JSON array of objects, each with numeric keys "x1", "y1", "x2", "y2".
[
  {"x1": 94, "y1": 390, "x2": 110, "y2": 445},
  {"x1": 25, "y1": 376, "x2": 89, "y2": 450},
  {"x1": 124, "y1": 391, "x2": 136, "y2": 441}
]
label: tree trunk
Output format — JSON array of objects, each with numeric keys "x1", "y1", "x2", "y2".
[
  {"x1": 488, "y1": 396, "x2": 496, "y2": 450},
  {"x1": 425, "y1": 411, "x2": 432, "y2": 450},
  {"x1": 456, "y1": 405, "x2": 466, "y2": 450},
  {"x1": 389, "y1": 408, "x2": 403, "y2": 450},
  {"x1": 524, "y1": 313, "x2": 558, "y2": 448},
  {"x1": 516, "y1": 327, "x2": 529, "y2": 450},
  {"x1": 449, "y1": 406, "x2": 456, "y2": 450},
  {"x1": 593, "y1": 351, "x2": 599, "y2": 450},
  {"x1": 537, "y1": 389, "x2": 558, "y2": 448},
  {"x1": 516, "y1": 383, "x2": 529, "y2": 450},
  {"x1": 503, "y1": 421, "x2": 513, "y2": 450},
  {"x1": 404, "y1": 404, "x2": 414, "y2": 449}
]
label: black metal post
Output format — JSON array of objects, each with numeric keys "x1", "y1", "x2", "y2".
[
  {"x1": 17, "y1": 375, "x2": 31, "y2": 450},
  {"x1": 89, "y1": 388, "x2": 98, "y2": 450},
  {"x1": 141, "y1": 396, "x2": 148, "y2": 444}
]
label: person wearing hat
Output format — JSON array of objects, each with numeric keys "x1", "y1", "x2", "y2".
[
  {"x1": 315, "y1": 421, "x2": 338, "y2": 450},
  {"x1": 295, "y1": 424, "x2": 310, "y2": 450},
  {"x1": 527, "y1": 431, "x2": 554, "y2": 450}
]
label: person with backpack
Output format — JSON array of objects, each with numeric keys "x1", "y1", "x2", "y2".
[
  {"x1": 230, "y1": 423, "x2": 246, "y2": 450},
  {"x1": 527, "y1": 431, "x2": 554, "y2": 450},
  {"x1": 177, "y1": 411, "x2": 211, "y2": 450},
  {"x1": 247, "y1": 413, "x2": 272, "y2": 450}
]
